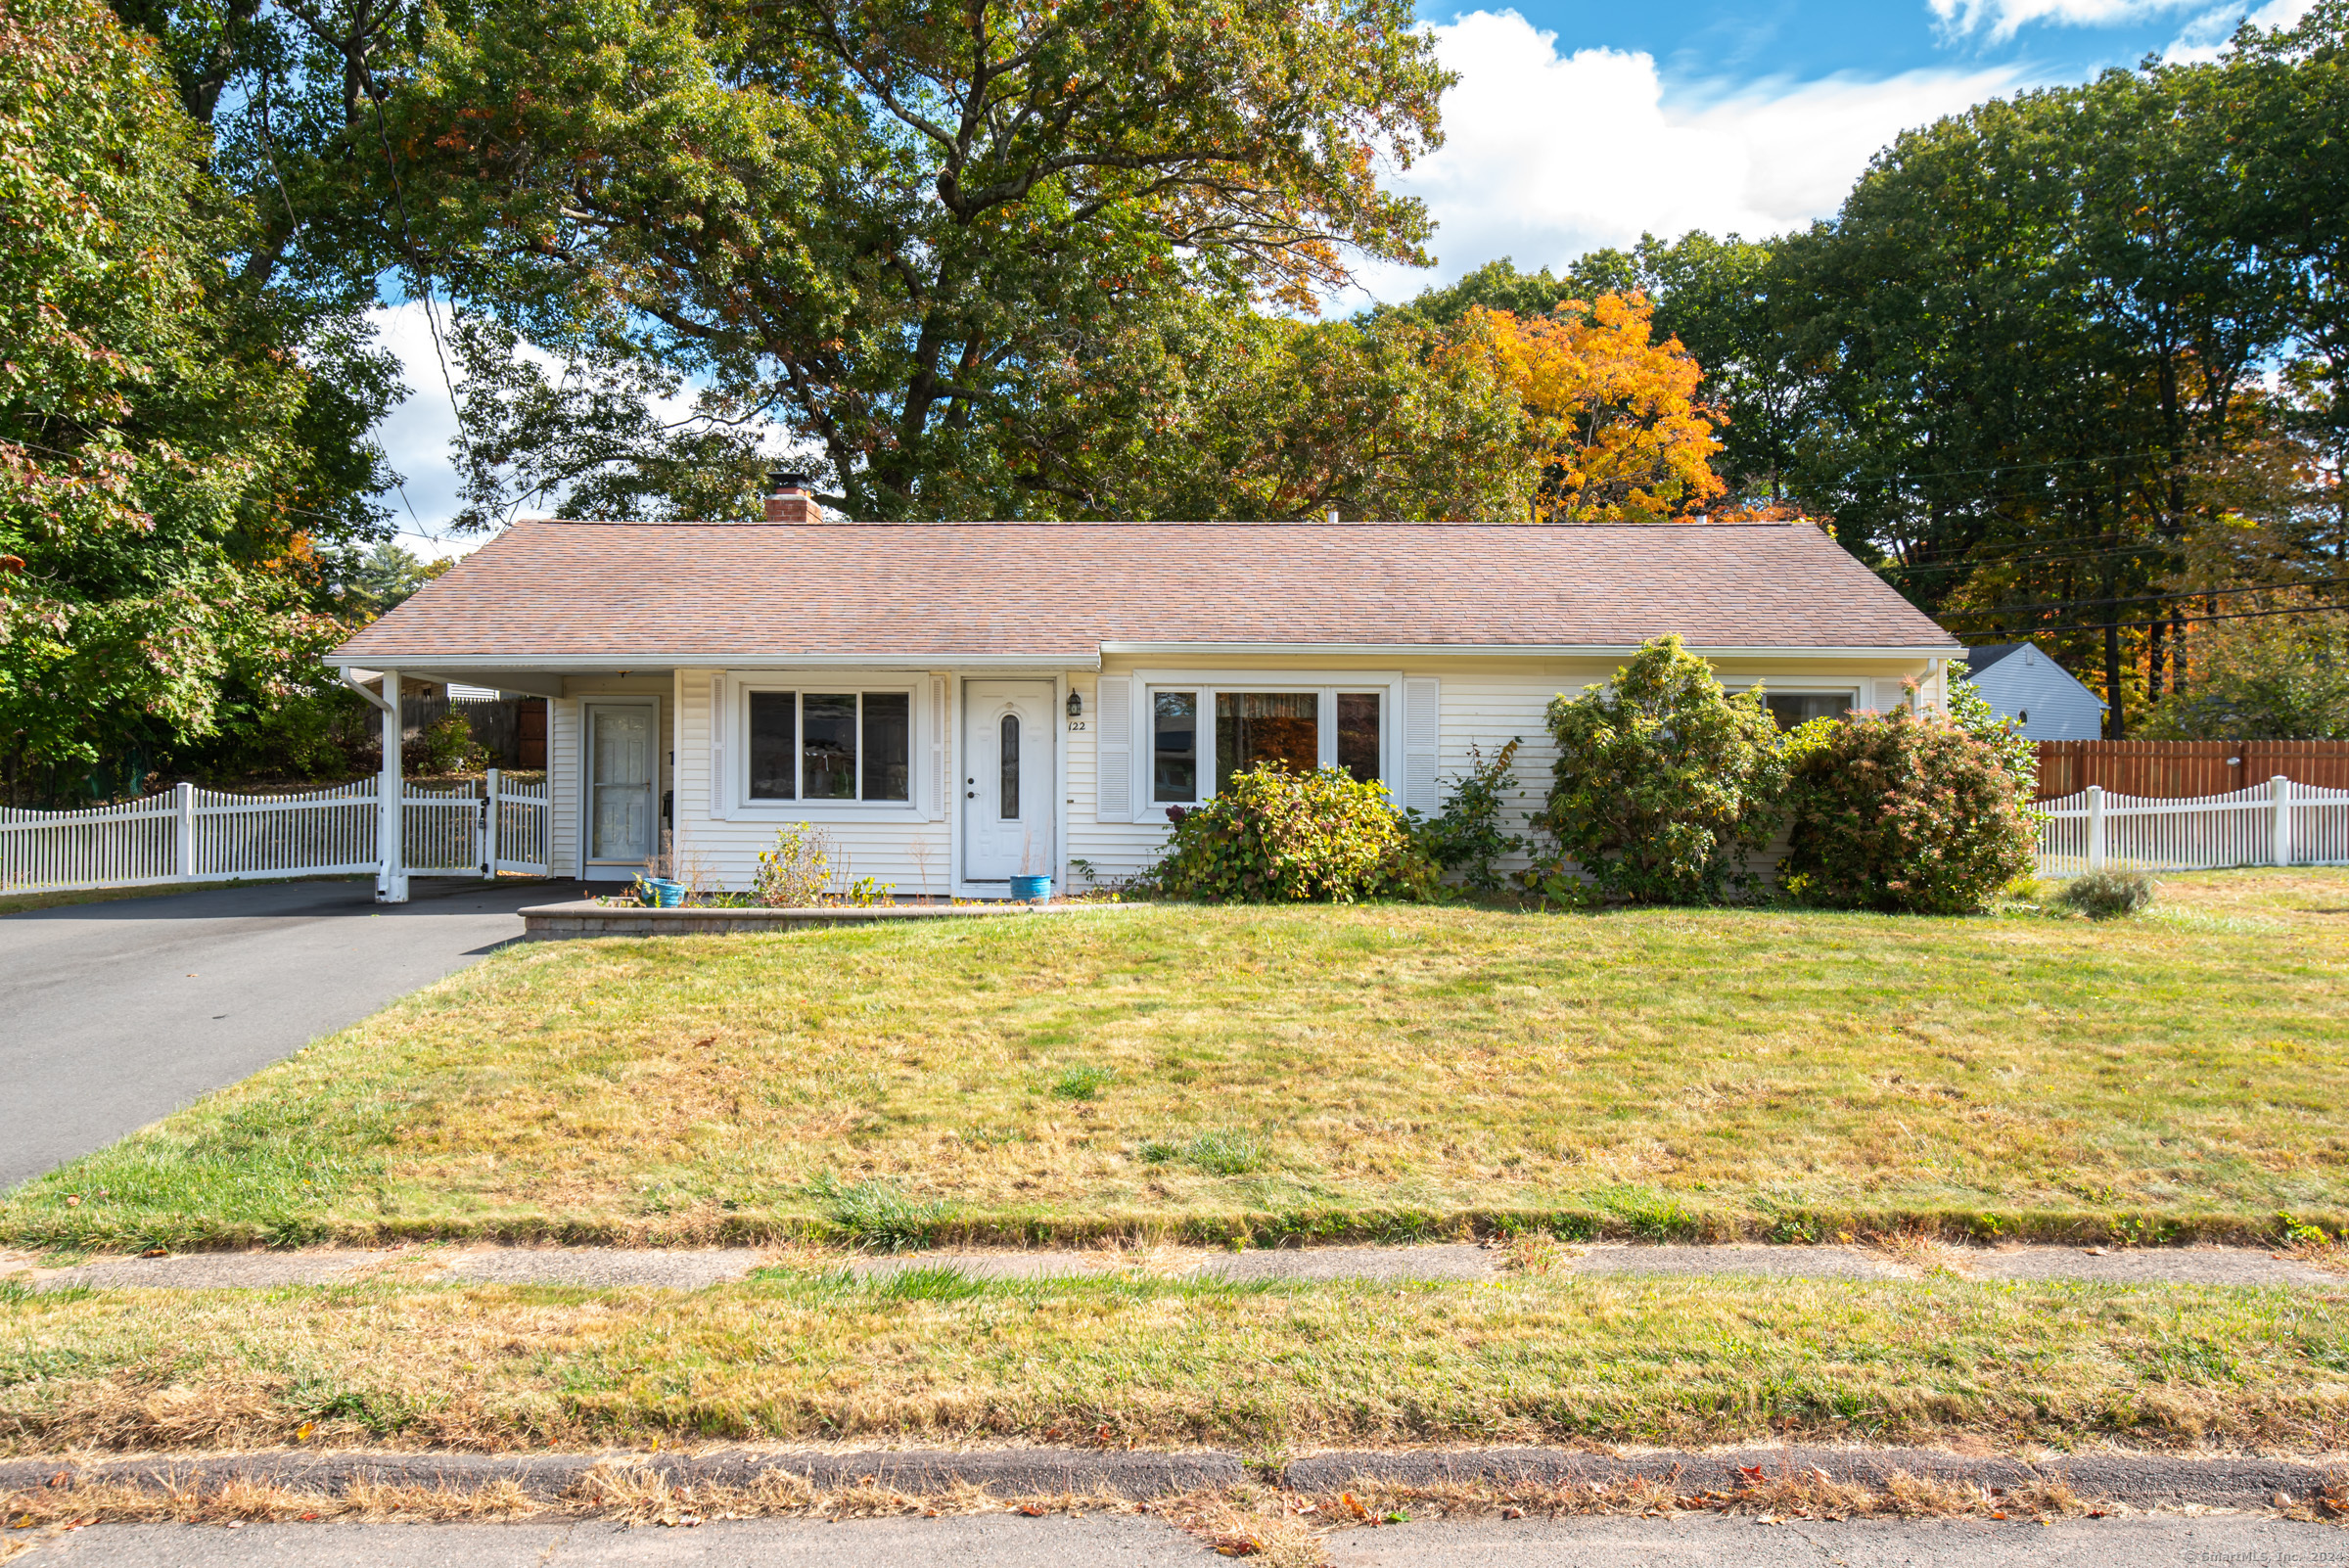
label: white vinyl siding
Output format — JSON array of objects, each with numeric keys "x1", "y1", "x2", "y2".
[{"x1": 647, "y1": 652, "x2": 1944, "y2": 893}]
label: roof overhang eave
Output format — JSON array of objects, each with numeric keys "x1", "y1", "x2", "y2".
[
  {"x1": 1096, "y1": 641, "x2": 1963, "y2": 660},
  {"x1": 324, "y1": 650, "x2": 1107, "y2": 671}
]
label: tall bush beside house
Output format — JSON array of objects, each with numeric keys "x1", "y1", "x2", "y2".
[
  {"x1": 1150, "y1": 763, "x2": 1428, "y2": 903},
  {"x1": 1778, "y1": 708, "x2": 2038, "y2": 914},
  {"x1": 1534, "y1": 636, "x2": 1786, "y2": 902}
]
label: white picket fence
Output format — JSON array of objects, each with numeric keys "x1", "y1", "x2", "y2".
[
  {"x1": 0, "y1": 772, "x2": 549, "y2": 894},
  {"x1": 2037, "y1": 775, "x2": 2349, "y2": 876}
]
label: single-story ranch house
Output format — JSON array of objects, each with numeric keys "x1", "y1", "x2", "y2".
[{"x1": 329, "y1": 477, "x2": 1959, "y2": 898}]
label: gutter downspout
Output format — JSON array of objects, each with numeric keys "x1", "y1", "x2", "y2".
[{"x1": 342, "y1": 668, "x2": 408, "y2": 902}]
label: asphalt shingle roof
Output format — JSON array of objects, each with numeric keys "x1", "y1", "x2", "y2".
[{"x1": 333, "y1": 520, "x2": 1958, "y2": 664}]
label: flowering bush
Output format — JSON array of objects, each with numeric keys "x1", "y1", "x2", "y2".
[
  {"x1": 1778, "y1": 707, "x2": 2038, "y2": 914},
  {"x1": 1147, "y1": 763, "x2": 1431, "y2": 903}
]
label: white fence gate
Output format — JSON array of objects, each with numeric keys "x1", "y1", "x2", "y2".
[
  {"x1": 2037, "y1": 775, "x2": 2349, "y2": 876},
  {"x1": 0, "y1": 771, "x2": 549, "y2": 895}
]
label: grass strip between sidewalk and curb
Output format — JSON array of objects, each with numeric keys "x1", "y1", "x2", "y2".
[
  {"x1": 4, "y1": 1270, "x2": 2348, "y2": 1456},
  {"x1": 4, "y1": 871, "x2": 2345, "y2": 1254}
]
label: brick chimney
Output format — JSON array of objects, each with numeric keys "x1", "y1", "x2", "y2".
[{"x1": 762, "y1": 470, "x2": 826, "y2": 523}]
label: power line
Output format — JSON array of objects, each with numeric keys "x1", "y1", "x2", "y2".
[
  {"x1": 1936, "y1": 572, "x2": 2349, "y2": 618},
  {"x1": 1953, "y1": 597, "x2": 2349, "y2": 637}
]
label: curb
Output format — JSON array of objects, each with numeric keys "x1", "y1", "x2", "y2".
[
  {"x1": 0, "y1": 1448, "x2": 1242, "y2": 1503},
  {"x1": 1286, "y1": 1447, "x2": 2346, "y2": 1508},
  {"x1": 2, "y1": 1447, "x2": 2337, "y2": 1509}
]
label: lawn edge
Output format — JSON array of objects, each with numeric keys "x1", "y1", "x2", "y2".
[{"x1": 8, "y1": 1201, "x2": 2344, "y2": 1254}]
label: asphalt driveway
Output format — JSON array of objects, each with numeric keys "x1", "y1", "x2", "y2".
[{"x1": 0, "y1": 878, "x2": 559, "y2": 1190}]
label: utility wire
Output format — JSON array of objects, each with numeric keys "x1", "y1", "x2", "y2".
[
  {"x1": 1954, "y1": 597, "x2": 2349, "y2": 636},
  {"x1": 1934, "y1": 572, "x2": 2349, "y2": 618}
]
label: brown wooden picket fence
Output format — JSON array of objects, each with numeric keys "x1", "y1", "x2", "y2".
[{"x1": 2035, "y1": 740, "x2": 2349, "y2": 800}]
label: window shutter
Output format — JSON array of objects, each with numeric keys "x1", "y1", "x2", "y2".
[
  {"x1": 1095, "y1": 676, "x2": 1132, "y2": 821},
  {"x1": 1403, "y1": 677, "x2": 1441, "y2": 812},
  {"x1": 929, "y1": 676, "x2": 949, "y2": 821},
  {"x1": 708, "y1": 674, "x2": 727, "y2": 817}
]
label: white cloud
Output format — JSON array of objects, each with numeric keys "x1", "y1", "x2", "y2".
[
  {"x1": 2166, "y1": 0, "x2": 2312, "y2": 59},
  {"x1": 1928, "y1": 0, "x2": 2201, "y2": 42},
  {"x1": 1351, "y1": 11, "x2": 2023, "y2": 302},
  {"x1": 367, "y1": 302, "x2": 477, "y2": 560}
]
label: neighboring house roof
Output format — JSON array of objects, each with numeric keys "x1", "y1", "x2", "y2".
[
  {"x1": 331, "y1": 520, "x2": 1960, "y2": 667},
  {"x1": 1960, "y1": 642, "x2": 2028, "y2": 674}
]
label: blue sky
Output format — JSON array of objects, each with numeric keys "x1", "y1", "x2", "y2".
[
  {"x1": 376, "y1": 0, "x2": 2309, "y2": 547},
  {"x1": 1468, "y1": 0, "x2": 2193, "y2": 85}
]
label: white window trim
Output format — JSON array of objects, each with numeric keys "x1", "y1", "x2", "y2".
[
  {"x1": 1124, "y1": 668, "x2": 1403, "y2": 823},
  {"x1": 720, "y1": 669, "x2": 928, "y2": 819},
  {"x1": 1721, "y1": 680, "x2": 1870, "y2": 721}
]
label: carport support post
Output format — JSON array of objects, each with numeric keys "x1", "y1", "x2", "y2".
[{"x1": 379, "y1": 669, "x2": 407, "y2": 903}]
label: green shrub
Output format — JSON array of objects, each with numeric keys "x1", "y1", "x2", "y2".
[
  {"x1": 1148, "y1": 762, "x2": 1430, "y2": 903},
  {"x1": 2053, "y1": 867, "x2": 2156, "y2": 919},
  {"x1": 419, "y1": 712, "x2": 485, "y2": 774},
  {"x1": 1534, "y1": 635, "x2": 1787, "y2": 903},
  {"x1": 1412, "y1": 738, "x2": 1526, "y2": 892},
  {"x1": 1779, "y1": 707, "x2": 2039, "y2": 915}
]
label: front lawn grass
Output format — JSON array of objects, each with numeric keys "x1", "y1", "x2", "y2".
[
  {"x1": 2, "y1": 1270, "x2": 2344, "y2": 1454},
  {"x1": 4, "y1": 869, "x2": 2344, "y2": 1250}
]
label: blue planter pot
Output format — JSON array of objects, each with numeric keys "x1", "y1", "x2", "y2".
[
  {"x1": 1009, "y1": 874, "x2": 1053, "y2": 903},
  {"x1": 637, "y1": 876, "x2": 685, "y2": 908}
]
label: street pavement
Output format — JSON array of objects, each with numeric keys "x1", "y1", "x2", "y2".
[
  {"x1": 14, "y1": 1513, "x2": 2349, "y2": 1565},
  {"x1": 0, "y1": 878, "x2": 554, "y2": 1190}
]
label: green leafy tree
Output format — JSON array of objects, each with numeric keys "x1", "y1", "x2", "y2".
[
  {"x1": 2141, "y1": 614, "x2": 2349, "y2": 738},
  {"x1": 1533, "y1": 636, "x2": 1787, "y2": 904},
  {"x1": 345, "y1": 542, "x2": 451, "y2": 618},
  {"x1": 392, "y1": 0, "x2": 1451, "y2": 521},
  {"x1": 0, "y1": 0, "x2": 346, "y2": 803}
]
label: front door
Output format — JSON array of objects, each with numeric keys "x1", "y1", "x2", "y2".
[
  {"x1": 963, "y1": 680, "x2": 1055, "y2": 882},
  {"x1": 585, "y1": 701, "x2": 657, "y2": 867}
]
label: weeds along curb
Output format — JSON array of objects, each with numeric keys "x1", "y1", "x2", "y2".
[
  {"x1": 0, "y1": 1449, "x2": 1240, "y2": 1503},
  {"x1": 2, "y1": 1447, "x2": 2341, "y2": 1513},
  {"x1": 9, "y1": 1203, "x2": 2342, "y2": 1254}
]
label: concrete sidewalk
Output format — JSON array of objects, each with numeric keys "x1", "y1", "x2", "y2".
[
  {"x1": 13, "y1": 1240, "x2": 2338, "y2": 1292},
  {"x1": 14, "y1": 1512, "x2": 2349, "y2": 1566},
  {"x1": 0, "y1": 878, "x2": 555, "y2": 1191}
]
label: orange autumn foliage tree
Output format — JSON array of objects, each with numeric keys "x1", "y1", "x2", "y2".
[{"x1": 1461, "y1": 295, "x2": 1727, "y2": 523}]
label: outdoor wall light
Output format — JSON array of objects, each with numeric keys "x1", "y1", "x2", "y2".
[{"x1": 1066, "y1": 689, "x2": 1083, "y2": 719}]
